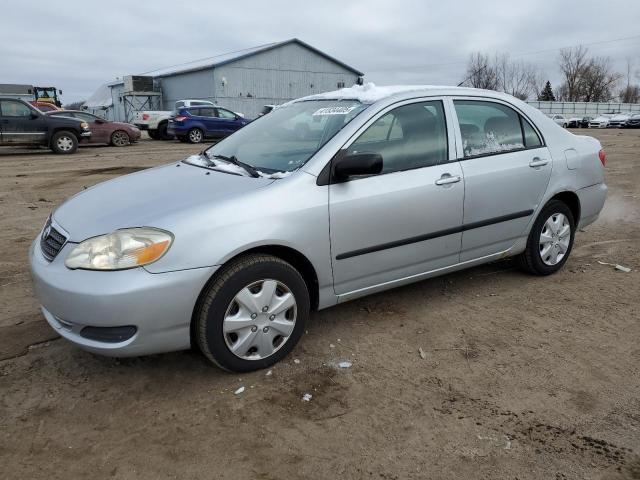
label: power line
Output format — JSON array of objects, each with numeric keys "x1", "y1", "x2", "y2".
[{"x1": 367, "y1": 34, "x2": 640, "y2": 72}]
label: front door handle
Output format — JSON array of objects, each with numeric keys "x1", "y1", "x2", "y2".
[
  {"x1": 529, "y1": 157, "x2": 549, "y2": 168},
  {"x1": 435, "y1": 174, "x2": 461, "y2": 186}
]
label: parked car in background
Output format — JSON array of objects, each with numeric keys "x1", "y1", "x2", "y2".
[
  {"x1": 566, "y1": 117, "x2": 582, "y2": 128},
  {"x1": 135, "y1": 100, "x2": 216, "y2": 140},
  {"x1": 549, "y1": 114, "x2": 568, "y2": 127},
  {"x1": 621, "y1": 113, "x2": 640, "y2": 128},
  {"x1": 259, "y1": 105, "x2": 275, "y2": 116},
  {"x1": 0, "y1": 98, "x2": 90, "y2": 154},
  {"x1": 167, "y1": 105, "x2": 250, "y2": 143},
  {"x1": 46, "y1": 110, "x2": 141, "y2": 146},
  {"x1": 607, "y1": 114, "x2": 630, "y2": 128},
  {"x1": 589, "y1": 115, "x2": 611, "y2": 128},
  {"x1": 30, "y1": 85, "x2": 607, "y2": 372},
  {"x1": 578, "y1": 116, "x2": 593, "y2": 128},
  {"x1": 31, "y1": 101, "x2": 60, "y2": 112}
]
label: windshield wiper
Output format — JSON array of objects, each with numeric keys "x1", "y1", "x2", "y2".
[{"x1": 211, "y1": 154, "x2": 260, "y2": 178}]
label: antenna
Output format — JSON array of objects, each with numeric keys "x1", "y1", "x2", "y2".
[{"x1": 458, "y1": 64, "x2": 487, "y2": 87}]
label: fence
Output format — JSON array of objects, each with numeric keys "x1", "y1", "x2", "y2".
[{"x1": 526, "y1": 101, "x2": 640, "y2": 115}]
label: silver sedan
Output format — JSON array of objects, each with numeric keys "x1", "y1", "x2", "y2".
[{"x1": 30, "y1": 85, "x2": 607, "y2": 372}]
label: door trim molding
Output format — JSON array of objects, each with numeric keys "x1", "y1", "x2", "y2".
[{"x1": 335, "y1": 209, "x2": 533, "y2": 260}]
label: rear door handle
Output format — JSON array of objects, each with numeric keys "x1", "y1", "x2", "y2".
[
  {"x1": 529, "y1": 157, "x2": 549, "y2": 168},
  {"x1": 435, "y1": 174, "x2": 461, "y2": 186}
]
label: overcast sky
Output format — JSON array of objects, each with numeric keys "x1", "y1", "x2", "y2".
[{"x1": 2, "y1": 0, "x2": 639, "y2": 103}]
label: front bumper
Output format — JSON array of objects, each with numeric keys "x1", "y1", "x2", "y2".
[
  {"x1": 134, "y1": 123, "x2": 149, "y2": 130},
  {"x1": 29, "y1": 237, "x2": 218, "y2": 357}
]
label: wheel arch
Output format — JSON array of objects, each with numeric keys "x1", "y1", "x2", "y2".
[
  {"x1": 549, "y1": 190, "x2": 581, "y2": 224},
  {"x1": 50, "y1": 127, "x2": 81, "y2": 142},
  {"x1": 189, "y1": 244, "x2": 320, "y2": 347}
]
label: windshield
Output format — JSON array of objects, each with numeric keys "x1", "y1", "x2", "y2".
[{"x1": 192, "y1": 100, "x2": 367, "y2": 174}]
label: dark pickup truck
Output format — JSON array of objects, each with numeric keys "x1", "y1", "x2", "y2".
[{"x1": 0, "y1": 98, "x2": 91, "y2": 154}]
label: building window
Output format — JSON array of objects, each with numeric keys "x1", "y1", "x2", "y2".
[{"x1": 337, "y1": 81, "x2": 345, "y2": 89}]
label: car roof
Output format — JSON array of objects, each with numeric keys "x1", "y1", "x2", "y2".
[{"x1": 293, "y1": 83, "x2": 526, "y2": 105}]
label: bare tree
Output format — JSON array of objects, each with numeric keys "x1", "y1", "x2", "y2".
[
  {"x1": 557, "y1": 46, "x2": 621, "y2": 102},
  {"x1": 580, "y1": 57, "x2": 622, "y2": 102},
  {"x1": 461, "y1": 52, "x2": 538, "y2": 99},
  {"x1": 495, "y1": 54, "x2": 538, "y2": 100},
  {"x1": 461, "y1": 52, "x2": 498, "y2": 90},
  {"x1": 618, "y1": 58, "x2": 640, "y2": 103}
]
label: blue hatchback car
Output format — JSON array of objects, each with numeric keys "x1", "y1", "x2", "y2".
[{"x1": 168, "y1": 106, "x2": 250, "y2": 143}]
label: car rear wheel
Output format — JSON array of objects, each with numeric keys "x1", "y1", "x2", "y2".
[
  {"x1": 187, "y1": 128, "x2": 204, "y2": 143},
  {"x1": 516, "y1": 199, "x2": 575, "y2": 275},
  {"x1": 147, "y1": 129, "x2": 159, "y2": 140},
  {"x1": 110, "y1": 130, "x2": 130, "y2": 147},
  {"x1": 195, "y1": 254, "x2": 309, "y2": 372},
  {"x1": 50, "y1": 131, "x2": 78, "y2": 154}
]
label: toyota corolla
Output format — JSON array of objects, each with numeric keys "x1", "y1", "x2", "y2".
[{"x1": 29, "y1": 84, "x2": 607, "y2": 372}]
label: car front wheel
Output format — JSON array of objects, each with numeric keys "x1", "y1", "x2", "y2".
[
  {"x1": 516, "y1": 199, "x2": 575, "y2": 275},
  {"x1": 195, "y1": 254, "x2": 309, "y2": 372},
  {"x1": 50, "y1": 131, "x2": 78, "y2": 154}
]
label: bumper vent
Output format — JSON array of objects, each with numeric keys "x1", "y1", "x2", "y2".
[{"x1": 40, "y1": 218, "x2": 67, "y2": 261}]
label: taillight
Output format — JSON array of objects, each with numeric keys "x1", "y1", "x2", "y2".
[
  {"x1": 598, "y1": 149, "x2": 606, "y2": 167},
  {"x1": 175, "y1": 116, "x2": 187, "y2": 122},
  {"x1": 142, "y1": 113, "x2": 150, "y2": 120}
]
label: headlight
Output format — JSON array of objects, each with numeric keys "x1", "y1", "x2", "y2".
[
  {"x1": 65, "y1": 228, "x2": 173, "y2": 270},
  {"x1": 80, "y1": 121, "x2": 89, "y2": 130}
]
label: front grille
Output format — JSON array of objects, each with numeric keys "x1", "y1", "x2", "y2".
[{"x1": 40, "y1": 218, "x2": 67, "y2": 261}]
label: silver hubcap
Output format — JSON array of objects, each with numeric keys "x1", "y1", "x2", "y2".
[
  {"x1": 223, "y1": 279, "x2": 297, "y2": 360},
  {"x1": 113, "y1": 131, "x2": 128, "y2": 146},
  {"x1": 539, "y1": 213, "x2": 571, "y2": 266},
  {"x1": 189, "y1": 130, "x2": 202, "y2": 142},
  {"x1": 57, "y1": 136, "x2": 73, "y2": 151}
]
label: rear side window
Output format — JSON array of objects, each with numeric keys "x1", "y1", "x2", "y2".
[
  {"x1": 347, "y1": 100, "x2": 448, "y2": 174},
  {"x1": 454, "y1": 100, "x2": 526, "y2": 157},
  {"x1": 521, "y1": 117, "x2": 542, "y2": 148},
  {"x1": 195, "y1": 108, "x2": 215, "y2": 117},
  {"x1": 216, "y1": 108, "x2": 236, "y2": 119},
  {"x1": 1, "y1": 100, "x2": 33, "y2": 117}
]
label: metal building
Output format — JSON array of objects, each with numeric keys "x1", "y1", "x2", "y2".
[{"x1": 84, "y1": 39, "x2": 363, "y2": 121}]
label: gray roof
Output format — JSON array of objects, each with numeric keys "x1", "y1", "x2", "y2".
[{"x1": 140, "y1": 38, "x2": 364, "y2": 78}]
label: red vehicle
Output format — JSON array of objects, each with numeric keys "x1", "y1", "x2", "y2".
[
  {"x1": 31, "y1": 101, "x2": 60, "y2": 112},
  {"x1": 46, "y1": 110, "x2": 141, "y2": 146}
]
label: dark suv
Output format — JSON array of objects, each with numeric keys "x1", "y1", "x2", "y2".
[{"x1": 0, "y1": 98, "x2": 91, "y2": 154}]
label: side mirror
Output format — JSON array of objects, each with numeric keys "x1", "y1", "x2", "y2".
[{"x1": 333, "y1": 152, "x2": 383, "y2": 180}]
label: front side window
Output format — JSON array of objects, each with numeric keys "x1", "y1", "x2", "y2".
[
  {"x1": 454, "y1": 100, "x2": 526, "y2": 157},
  {"x1": 1, "y1": 100, "x2": 33, "y2": 117},
  {"x1": 196, "y1": 100, "x2": 367, "y2": 173},
  {"x1": 346, "y1": 101, "x2": 448, "y2": 174}
]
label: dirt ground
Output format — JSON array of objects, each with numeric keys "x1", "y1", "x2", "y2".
[{"x1": 0, "y1": 129, "x2": 638, "y2": 480}]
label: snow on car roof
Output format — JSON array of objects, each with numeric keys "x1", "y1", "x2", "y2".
[{"x1": 294, "y1": 82, "x2": 494, "y2": 104}]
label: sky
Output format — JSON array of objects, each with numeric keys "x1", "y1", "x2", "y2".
[{"x1": 2, "y1": 0, "x2": 639, "y2": 104}]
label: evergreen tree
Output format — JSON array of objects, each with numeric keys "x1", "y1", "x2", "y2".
[{"x1": 538, "y1": 81, "x2": 556, "y2": 101}]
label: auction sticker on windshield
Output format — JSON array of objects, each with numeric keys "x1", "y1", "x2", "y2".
[{"x1": 312, "y1": 106, "x2": 358, "y2": 116}]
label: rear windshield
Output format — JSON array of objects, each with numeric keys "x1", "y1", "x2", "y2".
[{"x1": 200, "y1": 100, "x2": 368, "y2": 173}]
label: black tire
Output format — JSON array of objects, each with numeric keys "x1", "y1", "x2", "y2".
[
  {"x1": 110, "y1": 130, "x2": 130, "y2": 147},
  {"x1": 187, "y1": 128, "x2": 204, "y2": 144},
  {"x1": 50, "y1": 130, "x2": 78, "y2": 154},
  {"x1": 147, "y1": 129, "x2": 159, "y2": 140},
  {"x1": 516, "y1": 199, "x2": 575, "y2": 275},
  {"x1": 195, "y1": 254, "x2": 310, "y2": 372},
  {"x1": 157, "y1": 122, "x2": 174, "y2": 140}
]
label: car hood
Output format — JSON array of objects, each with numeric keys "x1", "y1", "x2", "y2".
[{"x1": 53, "y1": 161, "x2": 274, "y2": 242}]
